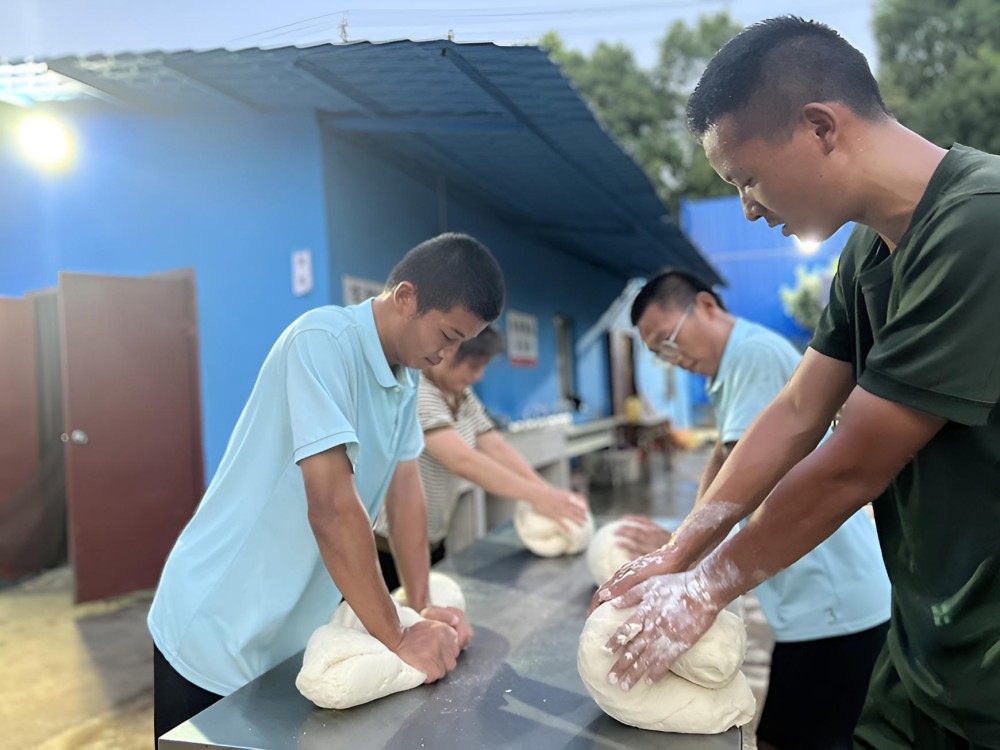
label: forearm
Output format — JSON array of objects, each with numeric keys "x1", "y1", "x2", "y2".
[
  {"x1": 697, "y1": 443, "x2": 879, "y2": 607},
  {"x1": 449, "y1": 449, "x2": 551, "y2": 504},
  {"x1": 666, "y1": 396, "x2": 828, "y2": 571},
  {"x1": 478, "y1": 432, "x2": 546, "y2": 486},
  {"x1": 700, "y1": 384, "x2": 944, "y2": 605},
  {"x1": 310, "y1": 497, "x2": 403, "y2": 649},
  {"x1": 694, "y1": 441, "x2": 726, "y2": 505},
  {"x1": 385, "y1": 469, "x2": 430, "y2": 611}
]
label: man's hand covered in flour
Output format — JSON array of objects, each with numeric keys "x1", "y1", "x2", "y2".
[
  {"x1": 587, "y1": 545, "x2": 679, "y2": 617},
  {"x1": 587, "y1": 501, "x2": 741, "y2": 617},
  {"x1": 603, "y1": 568, "x2": 723, "y2": 690}
]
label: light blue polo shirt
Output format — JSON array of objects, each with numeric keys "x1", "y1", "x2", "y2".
[
  {"x1": 708, "y1": 318, "x2": 891, "y2": 642},
  {"x1": 148, "y1": 299, "x2": 424, "y2": 695}
]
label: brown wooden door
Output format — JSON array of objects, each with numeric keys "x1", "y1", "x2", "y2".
[
  {"x1": 0, "y1": 297, "x2": 38, "y2": 504},
  {"x1": 0, "y1": 297, "x2": 42, "y2": 578},
  {"x1": 59, "y1": 271, "x2": 203, "y2": 603}
]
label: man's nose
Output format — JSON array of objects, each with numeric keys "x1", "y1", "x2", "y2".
[
  {"x1": 741, "y1": 193, "x2": 763, "y2": 222},
  {"x1": 438, "y1": 340, "x2": 461, "y2": 357}
]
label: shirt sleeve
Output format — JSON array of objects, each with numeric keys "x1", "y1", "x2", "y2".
[
  {"x1": 809, "y1": 227, "x2": 870, "y2": 363},
  {"x1": 859, "y1": 195, "x2": 1000, "y2": 425},
  {"x1": 718, "y1": 341, "x2": 794, "y2": 443},
  {"x1": 417, "y1": 381, "x2": 455, "y2": 434},
  {"x1": 465, "y1": 390, "x2": 496, "y2": 437},
  {"x1": 285, "y1": 329, "x2": 360, "y2": 466}
]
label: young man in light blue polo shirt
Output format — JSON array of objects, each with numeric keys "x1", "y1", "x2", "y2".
[
  {"x1": 148, "y1": 233, "x2": 505, "y2": 739},
  {"x1": 617, "y1": 269, "x2": 890, "y2": 750}
]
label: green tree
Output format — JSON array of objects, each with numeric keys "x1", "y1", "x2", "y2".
[
  {"x1": 875, "y1": 0, "x2": 1000, "y2": 152},
  {"x1": 541, "y1": 12, "x2": 743, "y2": 210}
]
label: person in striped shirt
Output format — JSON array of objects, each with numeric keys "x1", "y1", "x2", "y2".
[{"x1": 375, "y1": 326, "x2": 589, "y2": 589}]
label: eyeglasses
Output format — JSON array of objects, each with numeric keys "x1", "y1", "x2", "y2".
[{"x1": 655, "y1": 303, "x2": 694, "y2": 363}]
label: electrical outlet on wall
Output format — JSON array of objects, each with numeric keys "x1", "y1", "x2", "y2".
[{"x1": 292, "y1": 249, "x2": 313, "y2": 296}]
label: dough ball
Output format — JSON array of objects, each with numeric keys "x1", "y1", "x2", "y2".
[
  {"x1": 296, "y1": 605, "x2": 424, "y2": 709},
  {"x1": 297, "y1": 574, "x2": 465, "y2": 709},
  {"x1": 577, "y1": 602, "x2": 754, "y2": 733},
  {"x1": 392, "y1": 571, "x2": 466, "y2": 611},
  {"x1": 671, "y1": 608, "x2": 747, "y2": 689},
  {"x1": 586, "y1": 519, "x2": 637, "y2": 586},
  {"x1": 514, "y1": 500, "x2": 594, "y2": 557}
]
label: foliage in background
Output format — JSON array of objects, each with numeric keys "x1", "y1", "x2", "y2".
[
  {"x1": 780, "y1": 259, "x2": 838, "y2": 333},
  {"x1": 543, "y1": 2, "x2": 1000, "y2": 208},
  {"x1": 875, "y1": 0, "x2": 1000, "y2": 153},
  {"x1": 540, "y1": 12, "x2": 742, "y2": 212}
]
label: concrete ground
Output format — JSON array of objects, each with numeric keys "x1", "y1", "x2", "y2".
[
  {"x1": 0, "y1": 568, "x2": 154, "y2": 749},
  {"x1": 2, "y1": 445, "x2": 773, "y2": 750}
]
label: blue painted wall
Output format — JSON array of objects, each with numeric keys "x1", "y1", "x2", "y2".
[
  {"x1": 320, "y1": 133, "x2": 621, "y2": 425},
  {"x1": 681, "y1": 194, "x2": 850, "y2": 342},
  {"x1": 0, "y1": 103, "x2": 331, "y2": 473},
  {"x1": 2, "y1": 104, "x2": 623, "y2": 473},
  {"x1": 679, "y1": 194, "x2": 853, "y2": 413}
]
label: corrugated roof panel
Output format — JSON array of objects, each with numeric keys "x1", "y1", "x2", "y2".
[{"x1": 20, "y1": 39, "x2": 720, "y2": 283}]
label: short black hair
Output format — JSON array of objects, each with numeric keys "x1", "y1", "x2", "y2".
[
  {"x1": 687, "y1": 16, "x2": 891, "y2": 141},
  {"x1": 630, "y1": 268, "x2": 726, "y2": 326},
  {"x1": 454, "y1": 324, "x2": 505, "y2": 364},
  {"x1": 386, "y1": 233, "x2": 505, "y2": 322}
]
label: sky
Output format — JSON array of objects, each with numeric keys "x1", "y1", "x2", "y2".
[{"x1": 1, "y1": 0, "x2": 878, "y2": 70}]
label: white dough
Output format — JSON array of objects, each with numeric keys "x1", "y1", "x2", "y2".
[
  {"x1": 577, "y1": 603, "x2": 755, "y2": 733},
  {"x1": 586, "y1": 519, "x2": 638, "y2": 586},
  {"x1": 296, "y1": 605, "x2": 425, "y2": 709},
  {"x1": 514, "y1": 500, "x2": 594, "y2": 557},
  {"x1": 329, "y1": 571, "x2": 466, "y2": 633},
  {"x1": 393, "y1": 571, "x2": 466, "y2": 611},
  {"x1": 296, "y1": 573, "x2": 466, "y2": 710},
  {"x1": 669, "y1": 608, "x2": 747, "y2": 688}
]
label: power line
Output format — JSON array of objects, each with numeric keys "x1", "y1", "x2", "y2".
[
  {"x1": 228, "y1": 0, "x2": 871, "y2": 49},
  {"x1": 227, "y1": 0, "x2": 729, "y2": 45},
  {"x1": 227, "y1": 9, "x2": 348, "y2": 44}
]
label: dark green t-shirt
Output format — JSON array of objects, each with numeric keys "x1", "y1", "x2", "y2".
[{"x1": 811, "y1": 144, "x2": 1000, "y2": 743}]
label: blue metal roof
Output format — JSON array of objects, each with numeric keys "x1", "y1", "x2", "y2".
[{"x1": 21, "y1": 40, "x2": 721, "y2": 282}]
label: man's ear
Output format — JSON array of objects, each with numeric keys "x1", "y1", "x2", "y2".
[
  {"x1": 695, "y1": 290, "x2": 720, "y2": 314},
  {"x1": 801, "y1": 102, "x2": 839, "y2": 154},
  {"x1": 392, "y1": 281, "x2": 419, "y2": 318}
]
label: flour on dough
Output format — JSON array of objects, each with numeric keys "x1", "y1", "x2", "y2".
[{"x1": 577, "y1": 602, "x2": 754, "y2": 733}]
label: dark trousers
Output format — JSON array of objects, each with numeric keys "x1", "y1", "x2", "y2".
[
  {"x1": 153, "y1": 645, "x2": 223, "y2": 743},
  {"x1": 757, "y1": 620, "x2": 889, "y2": 750},
  {"x1": 377, "y1": 540, "x2": 446, "y2": 594}
]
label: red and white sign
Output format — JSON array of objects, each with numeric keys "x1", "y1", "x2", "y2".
[{"x1": 506, "y1": 310, "x2": 538, "y2": 367}]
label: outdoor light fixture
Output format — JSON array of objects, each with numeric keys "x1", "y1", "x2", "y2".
[
  {"x1": 795, "y1": 236, "x2": 821, "y2": 255},
  {"x1": 19, "y1": 115, "x2": 72, "y2": 167}
]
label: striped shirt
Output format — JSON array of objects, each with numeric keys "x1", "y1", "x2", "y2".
[{"x1": 375, "y1": 374, "x2": 494, "y2": 544}]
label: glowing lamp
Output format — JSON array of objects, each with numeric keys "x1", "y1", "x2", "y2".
[{"x1": 19, "y1": 115, "x2": 72, "y2": 167}]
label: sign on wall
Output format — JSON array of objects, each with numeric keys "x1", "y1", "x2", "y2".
[
  {"x1": 506, "y1": 310, "x2": 538, "y2": 367},
  {"x1": 342, "y1": 274, "x2": 385, "y2": 306},
  {"x1": 291, "y1": 249, "x2": 313, "y2": 297}
]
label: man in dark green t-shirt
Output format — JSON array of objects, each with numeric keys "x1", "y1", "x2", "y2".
[{"x1": 590, "y1": 17, "x2": 1000, "y2": 749}]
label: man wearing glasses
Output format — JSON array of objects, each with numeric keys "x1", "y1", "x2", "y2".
[{"x1": 615, "y1": 269, "x2": 890, "y2": 750}]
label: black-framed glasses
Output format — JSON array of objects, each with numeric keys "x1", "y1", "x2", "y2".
[{"x1": 655, "y1": 302, "x2": 694, "y2": 363}]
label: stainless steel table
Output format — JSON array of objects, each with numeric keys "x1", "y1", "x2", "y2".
[{"x1": 160, "y1": 524, "x2": 742, "y2": 749}]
